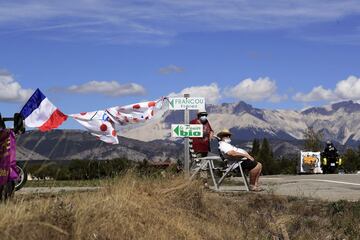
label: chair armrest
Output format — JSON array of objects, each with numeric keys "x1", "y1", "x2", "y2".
[
  {"x1": 222, "y1": 155, "x2": 248, "y2": 161},
  {"x1": 193, "y1": 156, "x2": 222, "y2": 161}
]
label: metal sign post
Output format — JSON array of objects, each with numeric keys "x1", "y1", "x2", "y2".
[
  {"x1": 167, "y1": 94, "x2": 205, "y2": 178},
  {"x1": 183, "y1": 94, "x2": 190, "y2": 177}
]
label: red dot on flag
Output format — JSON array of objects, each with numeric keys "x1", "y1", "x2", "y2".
[
  {"x1": 100, "y1": 124, "x2": 108, "y2": 132},
  {"x1": 80, "y1": 112, "x2": 87, "y2": 115},
  {"x1": 132, "y1": 104, "x2": 141, "y2": 109},
  {"x1": 148, "y1": 101, "x2": 156, "y2": 107},
  {"x1": 112, "y1": 130, "x2": 117, "y2": 136}
]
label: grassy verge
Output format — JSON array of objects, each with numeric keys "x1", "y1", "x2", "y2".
[
  {"x1": 1, "y1": 172, "x2": 360, "y2": 240},
  {"x1": 24, "y1": 179, "x2": 103, "y2": 188}
]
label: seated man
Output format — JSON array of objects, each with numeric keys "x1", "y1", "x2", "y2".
[{"x1": 217, "y1": 129, "x2": 262, "y2": 191}]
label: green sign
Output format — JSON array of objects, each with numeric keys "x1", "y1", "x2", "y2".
[
  {"x1": 171, "y1": 124, "x2": 203, "y2": 138},
  {"x1": 168, "y1": 97, "x2": 205, "y2": 110}
]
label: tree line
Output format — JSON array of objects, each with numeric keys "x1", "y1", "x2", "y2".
[
  {"x1": 26, "y1": 158, "x2": 177, "y2": 180},
  {"x1": 27, "y1": 159, "x2": 132, "y2": 180},
  {"x1": 250, "y1": 138, "x2": 297, "y2": 175},
  {"x1": 251, "y1": 127, "x2": 360, "y2": 175}
]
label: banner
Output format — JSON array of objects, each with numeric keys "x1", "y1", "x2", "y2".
[
  {"x1": 9, "y1": 130, "x2": 19, "y2": 181},
  {"x1": 70, "y1": 98, "x2": 165, "y2": 144},
  {"x1": 71, "y1": 111, "x2": 119, "y2": 144},
  {"x1": 300, "y1": 151, "x2": 322, "y2": 174},
  {"x1": 0, "y1": 130, "x2": 17, "y2": 185}
]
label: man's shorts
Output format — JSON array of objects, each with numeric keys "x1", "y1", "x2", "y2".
[{"x1": 241, "y1": 159, "x2": 258, "y2": 171}]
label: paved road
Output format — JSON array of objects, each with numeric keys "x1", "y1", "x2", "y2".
[{"x1": 214, "y1": 174, "x2": 360, "y2": 201}]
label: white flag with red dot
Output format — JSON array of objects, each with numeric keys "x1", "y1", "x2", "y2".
[
  {"x1": 106, "y1": 100, "x2": 161, "y2": 125},
  {"x1": 70, "y1": 111, "x2": 119, "y2": 144},
  {"x1": 69, "y1": 98, "x2": 165, "y2": 144}
]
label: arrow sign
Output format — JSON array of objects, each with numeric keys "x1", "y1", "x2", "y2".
[
  {"x1": 173, "y1": 125, "x2": 180, "y2": 136},
  {"x1": 171, "y1": 124, "x2": 203, "y2": 138}
]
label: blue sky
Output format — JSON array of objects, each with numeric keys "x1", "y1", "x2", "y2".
[{"x1": 1, "y1": 0, "x2": 360, "y2": 129}]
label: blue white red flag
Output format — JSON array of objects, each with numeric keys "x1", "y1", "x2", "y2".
[{"x1": 20, "y1": 89, "x2": 68, "y2": 131}]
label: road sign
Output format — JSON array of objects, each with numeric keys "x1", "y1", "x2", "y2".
[
  {"x1": 168, "y1": 97, "x2": 205, "y2": 110},
  {"x1": 171, "y1": 124, "x2": 203, "y2": 138}
]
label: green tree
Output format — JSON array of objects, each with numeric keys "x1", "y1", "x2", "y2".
[
  {"x1": 303, "y1": 127, "x2": 323, "y2": 151},
  {"x1": 258, "y1": 138, "x2": 277, "y2": 175},
  {"x1": 251, "y1": 139, "x2": 260, "y2": 157},
  {"x1": 343, "y1": 149, "x2": 360, "y2": 173},
  {"x1": 277, "y1": 156, "x2": 297, "y2": 174}
]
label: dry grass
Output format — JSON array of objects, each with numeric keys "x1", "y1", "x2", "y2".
[{"x1": 0, "y1": 172, "x2": 360, "y2": 240}]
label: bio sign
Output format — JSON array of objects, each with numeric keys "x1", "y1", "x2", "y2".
[
  {"x1": 168, "y1": 97, "x2": 205, "y2": 110},
  {"x1": 171, "y1": 124, "x2": 203, "y2": 138}
]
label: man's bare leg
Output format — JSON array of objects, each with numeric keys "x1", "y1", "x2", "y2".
[
  {"x1": 255, "y1": 162, "x2": 262, "y2": 187},
  {"x1": 249, "y1": 163, "x2": 261, "y2": 188}
]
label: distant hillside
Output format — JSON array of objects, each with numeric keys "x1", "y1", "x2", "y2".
[
  {"x1": 16, "y1": 130, "x2": 182, "y2": 162},
  {"x1": 121, "y1": 100, "x2": 360, "y2": 147},
  {"x1": 13, "y1": 129, "x2": 328, "y2": 162}
]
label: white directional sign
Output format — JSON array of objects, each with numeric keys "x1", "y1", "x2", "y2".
[
  {"x1": 168, "y1": 97, "x2": 205, "y2": 110},
  {"x1": 171, "y1": 124, "x2": 203, "y2": 138}
]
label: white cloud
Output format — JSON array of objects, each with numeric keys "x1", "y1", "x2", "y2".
[
  {"x1": 169, "y1": 83, "x2": 221, "y2": 104},
  {"x1": 224, "y1": 77, "x2": 285, "y2": 102},
  {"x1": 293, "y1": 86, "x2": 336, "y2": 102},
  {"x1": 67, "y1": 81, "x2": 146, "y2": 97},
  {"x1": 0, "y1": 71, "x2": 33, "y2": 103},
  {"x1": 159, "y1": 65, "x2": 184, "y2": 74},
  {"x1": 293, "y1": 76, "x2": 360, "y2": 102},
  {"x1": 1, "y1": 1, "x2": 360, "y2": 44},
  {"x1": 334, "y1": 75, "x2": 360, "y2": 99}
]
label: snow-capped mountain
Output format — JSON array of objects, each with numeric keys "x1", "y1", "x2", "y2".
[{"x1": 121, "y1": 100, "x2": 360, "y2": 146}]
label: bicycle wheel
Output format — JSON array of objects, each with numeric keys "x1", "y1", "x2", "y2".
[{"x1": 14, "y1": 164, "x2": 28, "y2": 191}]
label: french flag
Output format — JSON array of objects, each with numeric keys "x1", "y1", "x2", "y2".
[{"x1": 20, "y1": 89, "x2": 68, "y2": 131}]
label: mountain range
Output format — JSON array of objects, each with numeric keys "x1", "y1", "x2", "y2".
[
  {"x1": 122, "y1": 100, "x2": 360, "y2": 146},
  {"x1": 14, "y1": 100, "x2": 360, "y2": 161}
]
